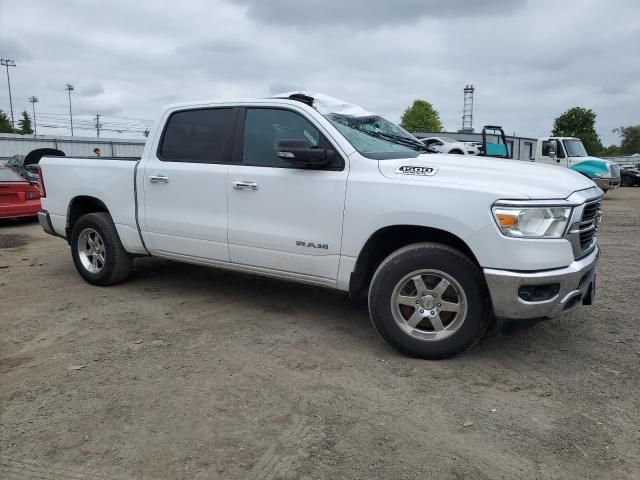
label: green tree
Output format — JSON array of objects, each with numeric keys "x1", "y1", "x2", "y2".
[
  {"x1": 17, "y1": 110, "x2": 33, "y2": 135},
  {"x1": 613, "y1": 125, "x2": 640, "y2": 155},
  {"x1": 0, "y1": 109, "x2": 13, "y2": 133},
  {"x1": 400, "y1": 99, "x2": 443, "y2": 133},
  {"x1": 601, "y1": 144, "x2": 622, "y2": 157},
  {"x1": 551, "y1": 107, "x2": 603, "y2": 155}
]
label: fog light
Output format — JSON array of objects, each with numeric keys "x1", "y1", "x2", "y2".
[{"x1": 518, "y1": 284, "x2": 560, "y2": 302}]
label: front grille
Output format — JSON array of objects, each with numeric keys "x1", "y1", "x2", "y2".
[
  {"x1": 569, "y1": 198, "x2": 602, "y2": 259},
  {"x1": 582, "y1": 200, "x2": 601, "y2": 222},
  {"x1": 579, "y1": 229, "x2": 596, "y2": 250}
]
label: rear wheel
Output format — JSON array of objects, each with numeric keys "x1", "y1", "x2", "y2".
[
  {"x1": 70, "y1": 212, "x2": 132, "y2": 285},
  {"x1": 368, "y1": 243, "x2": 491, "y2": 359}
]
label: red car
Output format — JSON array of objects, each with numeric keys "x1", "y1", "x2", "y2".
[{"x1": 0, "y1": 163, "x2": 41, "y2": 219}]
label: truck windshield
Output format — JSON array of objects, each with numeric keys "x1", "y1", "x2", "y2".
[
  {"x1": 324, "y1": 113, "x2": 429, "y2": 159},
  {"x1": 563, "y1": 139, "x2": 588, "y2": 157}
]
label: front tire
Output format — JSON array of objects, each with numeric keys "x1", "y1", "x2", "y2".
[
  {"x1": 70, "y1": 212, "x2": 132, "y2": 286},
  {"x1": 449, "y1": 149, "x2": 464, "y2": 155},
  {"x1": 368, "y1": 243, "x2": 491, "y2": 359}
]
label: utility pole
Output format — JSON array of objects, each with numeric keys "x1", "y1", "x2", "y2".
[
  {"x1": 65, "y1": 83, "x2": 74, "y2": 136},
  {"x1": 95, "y1": 114, "x2": 101, "y2": 138},
  {"x1": 1, "y1": 59, "x2": 17, "y2": 130},
  {"x1": 28, "y1": 96, "x2": 39, "y2": 136}
]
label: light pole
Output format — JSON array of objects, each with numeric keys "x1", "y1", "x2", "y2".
[
  {"x1": 65, "y1": 83, "x2": 74, "y2": 136},
  {"x1": 28, "y1": 96, "x2": 39, "y2": 136},
  {"x1": 1, "y1": 59, "x2": 17, "y2": 130}
]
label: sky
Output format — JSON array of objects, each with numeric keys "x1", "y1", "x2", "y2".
[{"x1": 0, "y1": 0, "x2": 638, "y2": 144}]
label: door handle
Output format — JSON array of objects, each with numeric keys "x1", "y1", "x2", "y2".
[
  {"x1": 149, "y1": 175, "x2": 169, "y2": 184},
  {"x1": 232, "y1": 181, "x2": 259, "y2": 191}
]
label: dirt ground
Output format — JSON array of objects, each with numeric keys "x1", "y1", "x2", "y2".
[{"x1": 1, "y1": 189, "x2": 639, "y2": 480}]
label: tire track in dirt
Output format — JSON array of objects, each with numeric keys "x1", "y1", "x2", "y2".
[
  {"x1": 0, "y1": 457, "x2": 128, "y2": 480},
  {"x1": 246, "y1": 414, "x2": 316, "y2": 480}
]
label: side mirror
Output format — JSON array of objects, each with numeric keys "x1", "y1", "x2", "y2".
[
  {"x1": 277, "y1": 139, "x2": 332, "y2": 167},
  {"x1": 548, "y1": 139, "x2": 557, "y2": 161}
]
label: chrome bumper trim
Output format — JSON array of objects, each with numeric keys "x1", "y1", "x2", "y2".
[
  {"x1": 484, "y1": 245, "x2": 599, "y2": 319},
  {"x1": 594, "y1": 177, "x2": 620, "y2": 191},
  {"x1": 38, "y1": 210, "x2": 64, "y2": 239}
]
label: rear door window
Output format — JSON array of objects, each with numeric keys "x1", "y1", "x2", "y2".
[{"x1": 159, "y1": 108, "x2": 235, "y2": 163}]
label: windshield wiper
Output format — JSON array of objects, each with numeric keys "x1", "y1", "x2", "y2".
[{"x1": 360, "y1": 130, "x2": 429, "y2": 152}]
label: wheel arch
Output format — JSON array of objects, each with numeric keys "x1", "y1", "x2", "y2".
[
  {"x1": 349, "y1": 225, "x2": 480, "y2": 299},
  {"x1": 66, "y1": 195, "x2": 110, "y2": 242}
]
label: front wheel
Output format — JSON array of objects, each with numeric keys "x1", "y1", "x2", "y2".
[
  {"x1": 368, "y1": 243, "x2": 491, "y2": 359},
  {"x1": 70, "y1": 212, "x2": 132, "y2": 286}
]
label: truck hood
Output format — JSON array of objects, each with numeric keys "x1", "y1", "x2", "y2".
[
  {"x1": 378, "y1": 154, "x2": 595, "y2": 200},
  {"x1": 569, "y1": 157, "x2": 618, "y2": 178}
]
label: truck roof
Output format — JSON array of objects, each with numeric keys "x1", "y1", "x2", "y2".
[
  {"x1": 539, "y1": 136, "x2": 580, "y2": 141},
  {"x1": 162, "y1": 96, "x2": 304, "y2": 111},
  {"x1": 162, "y1": 92, "x2": 374, "y2": 117}
]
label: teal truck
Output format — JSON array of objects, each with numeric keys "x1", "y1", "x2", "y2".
[{"x1": 532, "y1": 137, "x2": 621, "y2": 191}]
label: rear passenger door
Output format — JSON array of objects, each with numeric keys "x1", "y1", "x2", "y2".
[
  {"x1": 141, "y1": 107, "x2": 237, "y2": 261},
  {"x1": 227, "y1": 107, "x2": 348, "y2": 281}
]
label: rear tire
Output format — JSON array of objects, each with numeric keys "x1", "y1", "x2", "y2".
[
  {"x1": 368, "y1": 243, "x2": 491, "y2": 359},
  {"x1": 70, "y1": 212, "x2": 132, "y2": 286}
]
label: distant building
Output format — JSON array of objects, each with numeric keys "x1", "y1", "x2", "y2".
[{"x1": 0, "y1": 133, "x2": 146, "y2": 162}]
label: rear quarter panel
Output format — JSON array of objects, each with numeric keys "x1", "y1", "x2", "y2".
[{"x1": 40, "y1": 157, "x2": 146, "y2": 253}]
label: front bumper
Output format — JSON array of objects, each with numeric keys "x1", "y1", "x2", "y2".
[
  {"x1": 483, "y1": 246, "x2": 599, "y2": 320},
  {"x1": 594, "y1": 177, "x2": 620, "y2": 191}
]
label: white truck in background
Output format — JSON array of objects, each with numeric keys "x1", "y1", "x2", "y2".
[
  {"x1": 34, "y1": 92, "x2": 602, "y2": 359},
  {"x1": 532, "y1": 137, "x2": 621, "y2": 191}
]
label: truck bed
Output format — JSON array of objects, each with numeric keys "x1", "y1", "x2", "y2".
[{"x1": 39, "y1": 156, "x2": 147, "y2": 254}]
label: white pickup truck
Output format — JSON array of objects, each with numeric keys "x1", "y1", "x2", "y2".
[
  {"x1": 532, "y1": 137, "x2": 621, "y2": 191},
  {"x1": 35, "y1": 92, "x2": 602, "y2": 359}
]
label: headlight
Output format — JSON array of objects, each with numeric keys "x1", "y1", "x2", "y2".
[
  {"x1": 492, "y1": 206, "x2": 572, "y2": 238},
  {"x1": 593, "y1": 171, "x2": 609, "y2": 178}
]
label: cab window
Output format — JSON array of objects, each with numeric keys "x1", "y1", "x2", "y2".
[
  {"x1": 242, "y1": 108, "x2": 341, "y2": 169},
  {"x1": 541, "y1": 140, "x2": 565, "y2": 158}
]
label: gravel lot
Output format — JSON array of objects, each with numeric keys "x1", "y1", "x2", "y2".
[{"x1": 1, "y1": 188, "x2": 639, "y2": 479}]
